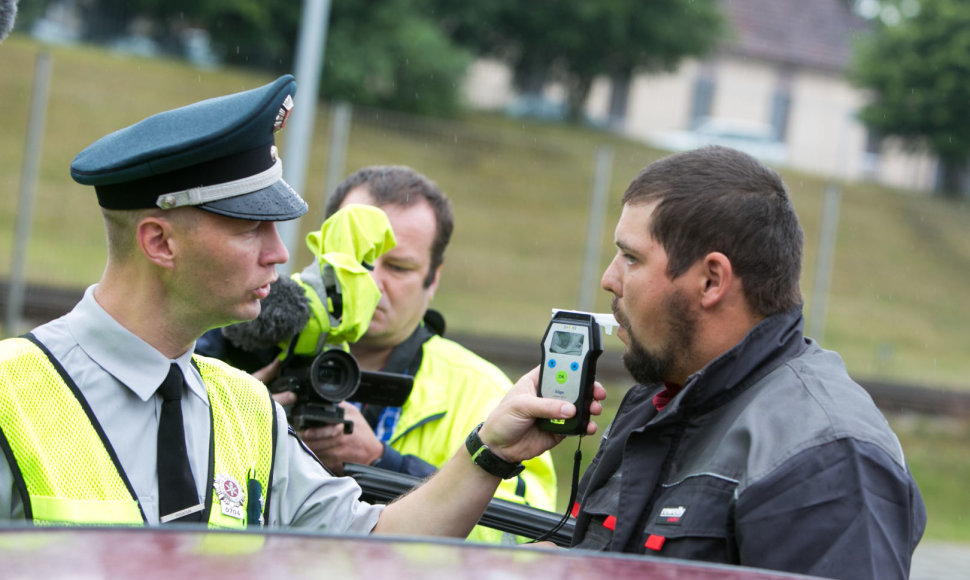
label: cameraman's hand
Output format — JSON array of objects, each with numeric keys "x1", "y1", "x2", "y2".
[
  {"x1": 255, "y1": 359, "x2": 297, "y2": 407},
  {"x1": 272, "y1": 390, "x2": 297, "y2": 407},
  {"x1": 477, "y1": 366, "x2": 606, "y2": 464},
  {"x1": 299, "y1": 402, "x2": 383, "y2": 476},
  {"x1": 252, "y1": 358, "x2": 282, "y2": 383}
]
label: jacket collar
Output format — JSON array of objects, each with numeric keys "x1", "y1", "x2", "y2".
[{"x1": 667, "y1": 305, "x2": 807, "y2": 414}]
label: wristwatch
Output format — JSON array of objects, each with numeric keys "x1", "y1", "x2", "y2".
[{"x1": 465, "y1": 422, "x2": 524, "y2": 479}]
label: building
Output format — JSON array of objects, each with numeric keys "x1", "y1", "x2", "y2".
[{"x1": 463, "y1": 0, "x2": 938, "y2": 192}]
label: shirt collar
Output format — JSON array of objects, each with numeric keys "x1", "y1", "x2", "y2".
[
  {"x1": 67, "y1": 285, "x2": 208, "y2": 403},
  {"x1": 652, "y1": 383, "x2": 682, "y2": 411}
]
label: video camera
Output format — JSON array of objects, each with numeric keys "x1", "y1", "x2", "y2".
[
  {"x1": 268, "y1": 348, "x2": 412, "y2": 433},
  {"x1": 218, "y1": 204, "x2": 413, "y2": 433}
]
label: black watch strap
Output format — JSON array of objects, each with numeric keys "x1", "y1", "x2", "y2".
[{"x1": 465, "y1": 422, "x2": 524, "y2": 479}]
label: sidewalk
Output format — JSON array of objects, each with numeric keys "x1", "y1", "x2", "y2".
[{"x1": 910, "y1": 540, "x2": 970, "y2": 580}]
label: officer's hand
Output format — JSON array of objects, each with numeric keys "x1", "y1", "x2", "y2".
[
  {"x1": 299, "y1": 403, "x2": 383, "y2": 476},
  {"x1": 477, "y1": 366, "x2": 606, "y2": 464}
]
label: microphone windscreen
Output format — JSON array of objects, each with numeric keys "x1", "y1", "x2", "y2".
[{"x1": 222, "y1": 275, "x2": 311, "y2": 351}]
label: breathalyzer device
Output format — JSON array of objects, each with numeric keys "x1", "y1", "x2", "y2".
[{"x1": 537, "y1": 309, "x2": 615, "y2": 434}]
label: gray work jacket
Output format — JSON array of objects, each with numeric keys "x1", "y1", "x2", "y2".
[{"x1": 572, "y1": 307, "x2": 926, "y2": 580}]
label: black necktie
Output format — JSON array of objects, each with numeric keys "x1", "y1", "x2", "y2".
[{"x1": 157, "y1": 363, "x2": 203, "y2": 524}]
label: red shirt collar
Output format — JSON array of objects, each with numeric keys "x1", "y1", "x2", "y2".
[{"x1": 653, "y1": 383, "x2": 683, "y2": 411}]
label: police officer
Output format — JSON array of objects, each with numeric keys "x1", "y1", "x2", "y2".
[{"x1": 0, "y1": 75, "x2": 602, "y2": 533}]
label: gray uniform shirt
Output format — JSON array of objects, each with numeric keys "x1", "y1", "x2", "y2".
[{"x1": 0, "y1": 285, "x2": 383, "y2": 532}]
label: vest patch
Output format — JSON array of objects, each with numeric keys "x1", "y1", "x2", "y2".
[
  {"x1": 214, "y1": 474, "x2": 246, "y2": 520},
  {"x1": 657, "y1": 505, "x2": 686, "y2": 525}
]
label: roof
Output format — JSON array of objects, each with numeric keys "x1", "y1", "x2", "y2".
[{"x1": 719, "y1": 0, "x2": 870, "y2": 73}]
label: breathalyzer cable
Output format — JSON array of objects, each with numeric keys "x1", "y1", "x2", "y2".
[{"x1": 528, "y1": 434, "x2": 583, "y2": 544}]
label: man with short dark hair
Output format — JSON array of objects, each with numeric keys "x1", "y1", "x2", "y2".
[
  {"x1": 571, "y1": 145, "x2": 925, "y2": 579},
  {"x1": 286, "y1": 166, "x2": 557, "y2": 544}
]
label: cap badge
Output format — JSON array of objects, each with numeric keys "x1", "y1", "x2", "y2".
[
  {"x1": 214, "y1": 474, "x2": 246, "y2": 520},
  {"x1": 274, "y1": 94, "x2": 294, "y2": 133},
  {"x1": 157, "y1": 193, "x2": 178, "y2": 209}
]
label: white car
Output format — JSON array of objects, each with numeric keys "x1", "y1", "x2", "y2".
[{"x1": 647, "y1": 117, "x2": 789, "y2": 165}]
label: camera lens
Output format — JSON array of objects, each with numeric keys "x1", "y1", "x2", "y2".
[{"x1": 309, "y1": 349, "x2": 360, "y2": 402}]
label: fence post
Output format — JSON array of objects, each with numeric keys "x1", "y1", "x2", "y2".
[
  {"x1": 807, "y1": 182, "x2": 841, "y2": 343},
  {"x1": 5, "y1": 50, "x2": 52, "y2": 337},
  {"x1": 278, "y1": 0, "x2": 332, "y2": 274},
  {"x1": 319, "y1": 101, "x2": 352, "y2": 214},
  {"x1": 578, "y1": 145, "x2": 613, "y2": 311}
]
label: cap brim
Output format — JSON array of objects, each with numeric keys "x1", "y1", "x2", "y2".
[{"x1": 199, "y1": 179, "x2": 308, "y2": 221}]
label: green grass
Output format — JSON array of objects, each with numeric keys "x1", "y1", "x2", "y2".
[
  {"x1": 890, "y1": 415, "x2": 970, "y2": 542},
  {"x1": 2, "y1": 36, "x2": 969, "y2": 542},
  {"x1": 5, "y1": 36, "x2": 969, "y2": 391}
]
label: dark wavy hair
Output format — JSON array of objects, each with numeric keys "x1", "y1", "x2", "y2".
[{"x1": 622, "y1": 146, "x2": 803, "y2": 316}]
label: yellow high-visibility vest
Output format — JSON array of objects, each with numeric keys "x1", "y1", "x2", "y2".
[{"x1": 0, "y1": 337, "x2": 274, "y2": 528}]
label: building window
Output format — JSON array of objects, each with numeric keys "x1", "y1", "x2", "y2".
[
  {"x1": 689, "y1": 72, "x2": 715, "y2": 129},
  {"x1": 861, "y1": 129, "x2": 882, "y2": 177},
  {"x1": 770, "y1": 90, "x2": 791, "y2": 142}
]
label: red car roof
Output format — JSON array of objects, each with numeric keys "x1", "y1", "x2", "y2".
[{"x1": 0, "y1": 526, "x2": 827, "y2": 580}]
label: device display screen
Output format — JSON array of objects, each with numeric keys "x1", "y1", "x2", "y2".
[{"x1": 550, "y1": 330, "x2": 585, "y2": 355}]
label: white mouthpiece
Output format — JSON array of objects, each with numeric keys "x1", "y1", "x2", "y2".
[{"x1": 551, "y1": 309, "x2": 619, "y2": 335}]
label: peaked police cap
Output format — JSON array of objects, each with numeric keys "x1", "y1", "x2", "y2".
[{"x1": 70, "y1": 75, "x2": 308, "y2": 221}]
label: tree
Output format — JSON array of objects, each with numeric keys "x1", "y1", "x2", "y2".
[
  {"x1": 321, "y1": 0, "x2": 471, "y2": 116},
  {"x1": 70, "y1": 0, "x2": 471, "y2": 116},
  {"x1": 73, "y1": 0, "x2": 297, "y2": 68},
  {"x1": 852, "y1": 0, "x2": 970, "y2": 197},
  {"x1": 429, "y1": 0, "x2": 725, "y2": 122}
]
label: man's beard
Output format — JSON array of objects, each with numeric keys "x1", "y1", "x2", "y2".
[{"x1": 620, "y1": 289, "x2": 696, "y2": 385}]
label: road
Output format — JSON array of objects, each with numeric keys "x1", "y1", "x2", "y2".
[{"x1": 911, "y1": 540, "x2": 970, "y2": 580}]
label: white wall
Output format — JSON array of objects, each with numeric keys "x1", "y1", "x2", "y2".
[
  {"x1": 709, "y1": 58, "x2": 777, "y2": 124},
  {"x1": 462, "y1": 58, "x2": 514, "y2": 111},
  {"x1": 461, "y1": 56, "x2": 937, "y2": 192},
  {"x1": 787, "y1": 67, "x2": 870, "y2": 179},
  {"x1": 622, "y1": 61, "x2": 700, "y2": 137}
]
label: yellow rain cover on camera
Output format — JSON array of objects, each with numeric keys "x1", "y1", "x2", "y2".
[{"x1": 291, "y1": 204, "x2": 396, "y2": 355}]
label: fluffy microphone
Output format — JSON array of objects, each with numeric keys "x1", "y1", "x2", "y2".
[
  {"x1": 221, "y1": 275, "x2": 311, "y2": 352},
  {"x1": 0, "y1": 0, "x2": 18, "y2": 42}
]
